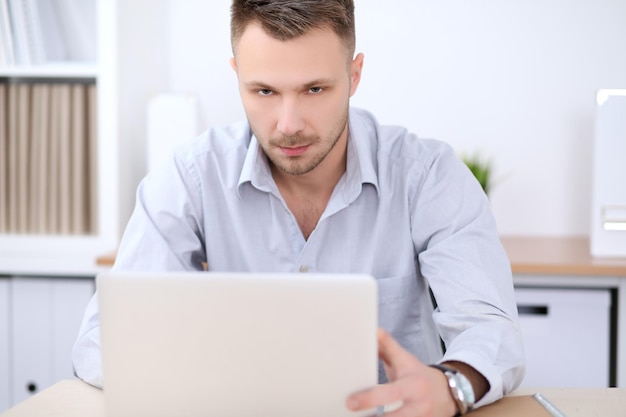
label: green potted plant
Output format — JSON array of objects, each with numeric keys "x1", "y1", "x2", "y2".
[{"x1": 461, "y1": 152, "x2": 493, "y2": 195}]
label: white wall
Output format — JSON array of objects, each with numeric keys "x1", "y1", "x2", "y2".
[{"x1": 166, "y1": 0, "x2": 626, "y2": 237}]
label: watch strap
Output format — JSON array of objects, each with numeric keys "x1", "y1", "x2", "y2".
[
  {"x1": 429, "y1": 364, "x2": 473, "y2": 416},
  {"x1": 429, "y1": 363, "x2": 457, "y2": 375}
]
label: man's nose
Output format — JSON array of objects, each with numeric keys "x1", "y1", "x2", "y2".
[{"x1": 276, "y1": 98, "x2": 305, "y2": 136}]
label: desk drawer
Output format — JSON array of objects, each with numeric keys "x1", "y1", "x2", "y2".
[{"x1": 515, "y1": 287, "x2": 612, "y2": 387}]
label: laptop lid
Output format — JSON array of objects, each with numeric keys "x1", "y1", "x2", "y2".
[{"x1": 98, "y1": 271, "x2": 378, "y2": 417}]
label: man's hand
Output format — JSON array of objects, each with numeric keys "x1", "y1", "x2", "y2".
[{"x1": 346, "y1": 328, "x2": 458, "y2": 417}]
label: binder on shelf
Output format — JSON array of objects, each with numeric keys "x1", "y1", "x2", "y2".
[
  {"x1": 22, "y1": 0, "x2": 46, "y2": 65},
  {"x1": 0, "y1": 84, "x2": 7, "y2": 232},
  {"x1": 38, "y1": 84, "x2": 52, "y2": 234},
  {"x1": 8, "y1": 0, "x2": 31, "y2": 65},
  {"x1": 53, "y1": 0, "x2": 97, "y2": 62},
  {"x1": 57, "y1": 83, "x2": 72, "y2": 235},
  {"x1": 16, "y1": 83, "x2": 30, "y2": 234},
  {"x1": 87, "y1": 83, "x2": 98, "y2": 234},
  {"x1": 28, "y1": 83, "x2": 42, "y2": 233},
  {"x1": 36, "y1": 83, "x2": 50, "y2": 234},
  {"x1": 0, "y1": 0, "x2": 16, "y2": 66},
  {"x1": 0, "y1": 23, "x2": 5, "y2": 66},
  {"x1": 70, "y1": 83, "x2": 86, "y2": 234},
  {"x1": 35, "y1": 0, "x2": 66, "y2": 62},
  {"x1": 7, "y1": 83, "x2": 18, "y2": 233},
  {"x1": 47, "y1": 84, "x2": 61, "y2": 234}
]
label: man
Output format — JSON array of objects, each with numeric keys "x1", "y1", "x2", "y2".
[{"x1": 73, "y1": 1, "x2": 525, "y2": 415}]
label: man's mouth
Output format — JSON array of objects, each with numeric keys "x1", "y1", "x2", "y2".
[{"x1": 279, "y1": 144, "x2": 310, "y2": 157}]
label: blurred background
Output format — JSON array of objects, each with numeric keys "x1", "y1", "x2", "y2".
[{"x1": 165, "y1": 0, "x2": 626, "y2": 237}]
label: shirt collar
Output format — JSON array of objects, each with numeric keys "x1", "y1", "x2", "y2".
[
  {"x1": 237, "y1": 108, "x2": 380, "y2": 198},
  {"x1": 345, "y1": 107, "x2": 380, "y2": 196},
  {"x1": 237, "y1": 134, "x2": 275, "y2": 197}
]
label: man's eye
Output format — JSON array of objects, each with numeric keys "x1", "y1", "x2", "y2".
[
  {"x1": 309, "y1": 87, "x2": 323, "y2": 94},
  {"x1": 258, "y1": 89, "x2": 273, "y2": 96}
]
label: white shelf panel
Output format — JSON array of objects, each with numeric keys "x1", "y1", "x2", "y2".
[
  {"x1": 0, "y1": 235, "x2": 113, "y2": 276},
  {"x1": 0, "y1": 62, "x2": 98, "y2": 79},
  {"x1": 0, "y1": 256, "x2": 108, "y2": 276}
]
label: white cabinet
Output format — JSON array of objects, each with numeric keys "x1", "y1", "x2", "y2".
[
  {"x1": 11, "y1": 278, "x2": 54, "y2": 404},
  {"x1": 0, "y1": 278, "x2": 10, "y2": 412},
  {"x1": 591, "y1": 90, "x2": 626, "y2": 257},
  {"x1": 0, "y1": 276, "x2": 94, "y2": 411},
  {"x1": 50, "y1": 280, "x2": 96, "y2": 384},
  {"x1": 515, "y1": 286, "x2": 612, "y2": 388}
]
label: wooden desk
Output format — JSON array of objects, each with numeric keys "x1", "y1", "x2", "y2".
[
  {"x1": 1, "y1": 380, "x2": 104, "y2": 417},
  {"x1": 96, "y1": 253, "x2": 116, "y2": 267},
  {"x1": 98, "y1": 236, "x2": 626, "y2": 274},
  {"x1": 2, "y1": 380, "x2": 625, "y2": 417},
  {"x1": 501, "y1": 236, "x2": 626, "y2": 276}
]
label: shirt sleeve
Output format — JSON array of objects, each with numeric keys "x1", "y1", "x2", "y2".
[
  {"x1": 72, "y1": 151, "x2": 207, "y2": 388},
  {"x1": 411, "y1": 143, "x2": 525, "y2": 406}
]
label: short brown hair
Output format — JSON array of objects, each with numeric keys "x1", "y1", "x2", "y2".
[{"x1": 231, "y1": 0, "x2": 355, "y2": 57}]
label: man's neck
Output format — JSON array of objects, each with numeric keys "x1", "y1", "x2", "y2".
[{"x1": 271, "y1": 131, "x2": 348, "y2": 239}]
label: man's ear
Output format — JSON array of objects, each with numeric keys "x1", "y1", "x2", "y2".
[
  {"x1": 230, "y1": 57, "x2": 238, "y2": 72},
  {"x1": 349, "y1": 53, "x2": 364, "y2": 97}
]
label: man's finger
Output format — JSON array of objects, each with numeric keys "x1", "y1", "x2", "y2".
[
  {"x1": 377, "y1": 328, "x2": 416, "y2": 370},
  {"x1": 346, "y1": 382, "x2": 404, "y2": 411}
]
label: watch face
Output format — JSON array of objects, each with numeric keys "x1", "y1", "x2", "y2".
[
  {"x1": 429, "y1": 364, "x2": 475, "y2": 414},
  {"x1": 455, "y1": 373, "x2": 475, "y2": 407}
]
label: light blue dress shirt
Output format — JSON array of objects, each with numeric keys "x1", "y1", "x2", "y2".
[{"x1": 73, "y1": 107, "x2": 524, "y2": 406}]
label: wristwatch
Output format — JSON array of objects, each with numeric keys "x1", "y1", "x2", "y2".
[{"x1": 429, "y1": 364, "x2": 475, "y2": 416}]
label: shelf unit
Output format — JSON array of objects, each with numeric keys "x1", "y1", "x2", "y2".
[
  {"x1": 0, "y1": 0, "x2": 170, "y2": 273},
  {"x1": 0, "y1": 0, "x2": 170, "y2": 411}
]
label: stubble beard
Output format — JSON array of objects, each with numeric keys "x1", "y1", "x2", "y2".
[{"x1": 254, "y1": 108, "x2": 349, "y2": 176}]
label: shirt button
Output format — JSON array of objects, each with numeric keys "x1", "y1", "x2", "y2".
[{"x1": 299, "y1": 265, "x2": 309, "y2": 273}]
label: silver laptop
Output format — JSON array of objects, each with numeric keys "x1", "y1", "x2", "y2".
[{"x1": 98, "y1": 271, "x2": 379, "y2": 417}]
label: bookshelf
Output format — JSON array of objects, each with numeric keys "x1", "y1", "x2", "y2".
[
  {"x1": 0, "y1": 0, "x2": 170, "y2": 274},
  {"x1": 1, "y1": 0, "x2": 170, "y2": 410}
]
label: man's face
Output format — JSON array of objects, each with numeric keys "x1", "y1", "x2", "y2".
[{"x1": 231, "y1": 23, "x2": 363, "y2": 177}]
